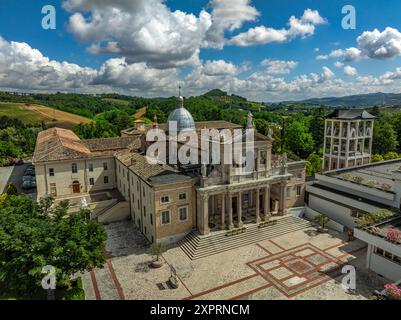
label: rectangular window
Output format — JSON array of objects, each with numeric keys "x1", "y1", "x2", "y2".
[
  {"x1": 50, "y1": 183, "x2": 57, "y2": 197},
  {"x1": 296, "y1": 185, "x2": 302, "y2": 197},
  {"x1": 393, "y1": 255, "x2": 401, "y2": 265},
  {"x1": 143, "y1": 207, "x2": 146, "y2": 217},
  {"x1": 89, "y1": 164, "x2": 94, "y2": 172},
  {"x1": 375, "y1": 247, "x2": 384, "y2": 256},
  {"x1": 385, "y1": 251, "x2": 393, "y2": 260},
  {"x1": 150, "y1": 214, "x2": 153, "y2": 225},
  {"x1": 143, "y1": 187, "x2": 145, "y2": 197},
  {"x1": 179, "y1": 207, "x2": 188, "y2": 221},
  {"x1": 89, "y1": 178, "x2": 95, "y2": 186},
  {"x1": 72, "y1": 163, "x2": 78, "y2": 174},
  {"x1": 132, "y1": 193, "x2": 135, "y2": 202},
  {"x1": 179, "y1": 193, "x2": 187, "y2": 200},
  {"x1": 104, "y1": 176, "x2": 109, "y2": 184},
  {"x1": 296, "y1": 173, "x2": 303, "y2": 180},
  {"x1": 161, "y1": 196, "x2": 170, "y2": 203},
  {"x1": 103, "y1": 162, "x2": 108, "y2": 170},
  {"x1": 49, "y1": 168, "x2": 55, "y2": 177},
  {"x1": 161, "y1": 210, "x2": 170, "y2": 225}
]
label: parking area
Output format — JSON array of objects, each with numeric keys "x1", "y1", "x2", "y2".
[
  {"x1": 0, "y1": 162, "x2": 36, "y2": 197},
  {"x1": 82, "y1": 220, "x2": 389, "y2": 300}
]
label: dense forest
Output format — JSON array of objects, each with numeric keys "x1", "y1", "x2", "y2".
[
  {"x1": 0, "y1": 116, "x2": 44, "y2": 166},
  {"x1": 2, "y1": 90, "x2": 401, "y2": 177}
]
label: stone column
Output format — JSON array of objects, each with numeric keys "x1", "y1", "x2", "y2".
[
  {"x1": 264, "y1": 185, "x2": 270, "y2": 220},
  {"x1": 227, "y1": 192, "x2": 234, "y2": 229},
  {"x1": 278, "y1": 182, "x2": 286, "y2": 216},
  {"x1": 211, "y1": 195, "x2": 215, "y2": 225},
  {"x1": 221, "y1": 193, "x2": 226, "y2": 230},
  {"x1": 237, "y1": 191, "x2": 243, "y2": 227},
  {"x1": 265, "y1": 151, "x2": 269, "y2": 177},
  {"x1": 200, "y1": 194, "x2": 210, "y2": 235},
  {"x1": 255, "y1": 188, "x2": 261, "y2": 223}
]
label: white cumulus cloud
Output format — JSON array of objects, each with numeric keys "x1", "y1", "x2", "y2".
[
  {"x1": 228, "y1": 9, "x2": 326, "y2": 46},
  {"x1": 63, "y1": 0, "x2": 212, "y2": 69},
  {"x1": 343, "y1": 65, "x2": 357, "y2": 76},
  {"x1": 261, "y1": 59, "x2": 298, "y2": 75}
]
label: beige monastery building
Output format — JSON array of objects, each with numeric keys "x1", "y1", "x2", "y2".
[{"x1": 33, "y1": 96, "x2": 307, "y2": 244}]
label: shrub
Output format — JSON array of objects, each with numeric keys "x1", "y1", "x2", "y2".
[
  {"x1": 355, "y1": 210, "x2": 395, "y2": 228},
  {"x1": 371, "y1": 154, "x2": 384, "y2": 163},
  {"x1": 383, "y1": 152, "x2": 401, "y2": 161},
  {"x1": 384, "y1": 283, "x2": 401, "y2": 300},
  {"x1": 386, "y1": 228, "x2": 401, "y2": 243},
  {"x1": 352, "y1": 176, "x2": 364, "y2": 184},
  {"x1": 366, "y1": 180, "x2": 377, "y2": 188},
  {"x1": 339, "y1": 173, "x2": 351, "y2": 181},
  {"x1": 314, "y1": 214, "x2": 330, "y2": 229}
]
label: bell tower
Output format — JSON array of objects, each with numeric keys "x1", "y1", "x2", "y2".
[{"x1": 323, "y1": 109, "x2": 375, "y2": 172}]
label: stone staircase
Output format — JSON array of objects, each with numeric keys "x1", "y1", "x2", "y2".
[{"x1": 178, "y1": 215, "x2": 313, "y2": 260}]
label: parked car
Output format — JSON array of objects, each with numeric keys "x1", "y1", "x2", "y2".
[
  {"x1": 22, "y1": 180, "x2": 36, "y2": 190},
  {"x1": 22, "y1": 175, "x2": 35, "y2": 183},
  {"x1": 25, "y1": 169, "x2": 35, "y2": 176}
]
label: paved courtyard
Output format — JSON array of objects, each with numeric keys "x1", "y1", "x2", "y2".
[{"x1": 82, "y1": 218, "x2": 389, "y2": 300}]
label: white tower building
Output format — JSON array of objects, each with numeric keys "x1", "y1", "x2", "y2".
[{"x1": 323, "y1": 109, "x2": 375, "y2": 172}]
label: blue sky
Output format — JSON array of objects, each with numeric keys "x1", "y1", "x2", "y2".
[{"x1": 1, "y1": 0, "x2": 401, "y2": 101}]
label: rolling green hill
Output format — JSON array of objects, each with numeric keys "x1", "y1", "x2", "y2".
[{"x1": 0, "y1": 102, "x2": 91, "y2": 129}]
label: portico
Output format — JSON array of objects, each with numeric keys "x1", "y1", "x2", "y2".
[{"x1": 197, "y1": 180, "x2": 288, "y2": 235}]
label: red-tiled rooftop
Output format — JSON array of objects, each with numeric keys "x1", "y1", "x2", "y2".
[{"x1": 33, "y1": 127, "x2": 139, "y2": 163}]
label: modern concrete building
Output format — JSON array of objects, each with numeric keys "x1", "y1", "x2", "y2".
[
  {"x1": 306, "y1": 159, "x2": 401, "y2": 281},
  {"x1": 323, "y1": 109, "x2": 375, "y2": 172},
  {"x1": 33, "y1": 95, "x2": 307, "y2": 245}
]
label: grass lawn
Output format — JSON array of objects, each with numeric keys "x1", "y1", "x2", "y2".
[
  {"x1": 0, "y1": 102, "x2": 44, "y2": 123},
  {"x1": 0, "y1": 277, "x2": 85, "y2": 300},
  {"x1": 0, "y1": 102, "x2": 91, "y2": 129},
  {"x1": 101, "y1": 98, "x2": 131, "y2": 106}
]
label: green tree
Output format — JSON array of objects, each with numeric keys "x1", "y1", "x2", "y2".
[
  {"x1": 309, "y1": 107, "x2": 327, "y2": 151},
  {"x1": 4, "y1": 183, "x2": 17, "y2": 195},
  {"x1": 373, "y1": 121, "x2": 398, "y2": 155},
  {"x1": 0, "y1": 195, "x2": 106, "y2": 294},
  {"x1": 149, "y1": 242, "x2": 166, "y2": 263},
  {"x1": 306, "y1": 153, "x2": 323, "y2": 177},
  {"x1": 284, "y1": 121, "x2": 314, "y2": 159}
]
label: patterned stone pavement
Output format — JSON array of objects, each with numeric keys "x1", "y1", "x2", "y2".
[{"x1": 82, "y1": 220, "x2": 389, "y2": 300}]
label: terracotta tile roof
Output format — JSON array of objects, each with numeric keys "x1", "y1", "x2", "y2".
[
  {"x1": 33, "y1": 128, "x2": 92, "y2": 163},
  {"x1": 83, "y1": 136, "x2": 140, "y2": 152},
  {"x1": 33, "y1": 127, "x2": 140, "y2": 163},
  {"x1": 116, "y1": 151, "x2": 190, "y2": 184}
]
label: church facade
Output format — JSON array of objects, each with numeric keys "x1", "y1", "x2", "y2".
[{"x1": 33, "y1": 95, "x2": 307, "y2": 244}]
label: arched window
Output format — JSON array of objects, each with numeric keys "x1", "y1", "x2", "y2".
[{"x1": 72, "y1": 163, "x2": 78, "y2": 174}]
